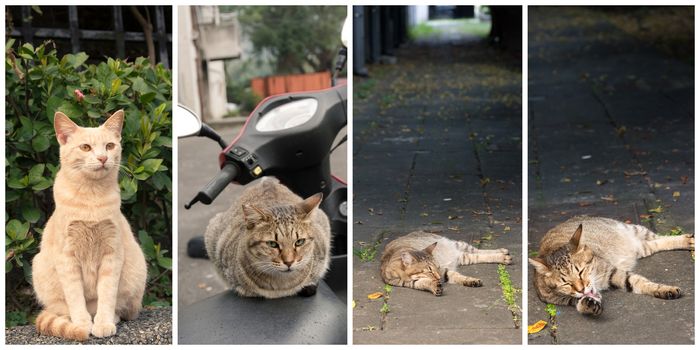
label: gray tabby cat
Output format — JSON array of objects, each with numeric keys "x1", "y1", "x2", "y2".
[
  {"x1": 529, "y1": 216, "x2": 694, "y2": 316},
  {"x1": 380, "y1": 231, "x2": 512, "y2": 296},
  {"x1": 204, "y1": 177, "x2": 331, "y2": 298}
]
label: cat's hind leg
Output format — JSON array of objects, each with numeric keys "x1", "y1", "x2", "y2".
[
  {"x1": 460, "y1": 251, "x2": 512, "y2": 265},
  {"x1": 608, "y1": 268, "x2": 681, "y2": 299},
  {"x1": 445, "y1": 270, "x2": 482, "y2": 287},
  {"x1": 639, "y1": 234, "x2": 694, "y2": 258}
]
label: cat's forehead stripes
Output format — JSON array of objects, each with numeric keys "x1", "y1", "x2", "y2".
[{"x1": 545, "y1": 246, "x2": 572, "y2": 269}]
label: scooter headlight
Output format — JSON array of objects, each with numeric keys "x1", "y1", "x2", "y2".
[{"x1": 255, "y1": 98, "x2": 318, "y2": 132}]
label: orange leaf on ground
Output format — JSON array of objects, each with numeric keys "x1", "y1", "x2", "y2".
[
  {"x1": 367, "y1": 292, "x2": 383, "y2": 300},
  {"x1": 528, "y1": 320, "x2": 547, "y2": 334}
]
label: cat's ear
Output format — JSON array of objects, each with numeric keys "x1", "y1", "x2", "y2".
[
  {"x1": 423, "y1": 242, "x2": 438, "y2": 255},
  {"x1": 54, "y1": 112, "x2": 80, "y2": 145},
  {"x1": 400, "y1": 252, "x2": 415, "y2": 266},
  {"x1": 298, "y1": 192, "x2": 323, "y2": 218},
  {"x1": 242, "y1": 204, "x2": 270, "y2": 228},
  {"x1": 102, "y1": 109, "x2": 125, "y2": 137},
  {"x1": 529, "y1": 257, "x2": 551, "y2": 276},
  {"x1": 569, "y1": 224, "x2": 584, "y2": 253}
]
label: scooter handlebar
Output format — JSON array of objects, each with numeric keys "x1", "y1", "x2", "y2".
[{"x1": 184, "y1": 163, "x2": 239, "y2": 209}]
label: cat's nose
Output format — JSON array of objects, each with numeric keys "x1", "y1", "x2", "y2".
[
  {"x1": 97, "y1": 155, "x2": 108, "y2": 164},
  {"x1": 283, "y1": 260, "x2": 293, "y2": 268}
]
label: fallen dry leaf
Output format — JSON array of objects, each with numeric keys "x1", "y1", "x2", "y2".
[
  {"x1": 367, "y1": 292, "x2": 383, "y2": 300},
  {"x1": 673, "y1": 191, "x2": 680, "y2": 201},
  {"x1": 528, "y1": 320, "x2": 547, "y2": 334}
]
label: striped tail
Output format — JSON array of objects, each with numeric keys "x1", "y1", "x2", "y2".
[{"x1": 35, "y1": 310, "x2": 90, "y2": 341}]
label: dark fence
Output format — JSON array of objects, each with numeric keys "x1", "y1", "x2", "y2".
[{"x1": 7, "y1": 6, "x2": 172, "y2": 68}]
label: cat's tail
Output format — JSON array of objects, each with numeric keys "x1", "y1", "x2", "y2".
[{"x1": 35, "y1": 309, "x2": 90, "y2": 341}]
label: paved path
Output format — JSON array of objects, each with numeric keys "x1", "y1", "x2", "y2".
[
  {"x1": 527, "y1": 7, "x2": 694, "y2": 345},
  {"x1": 5, "y1": 307, "x2": 171, "y2": 345},
  {"x1": 353, "y1": 30, "x2": 522, "y2": 344}
]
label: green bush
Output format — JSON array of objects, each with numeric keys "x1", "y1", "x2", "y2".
[{"x1": 5, "y1": 39, "x2": 172, "y2": 324}]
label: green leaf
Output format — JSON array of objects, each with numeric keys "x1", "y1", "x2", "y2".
[
  {"x1": 110, "y1": 78, "x2": 122, "y2": 97},
  {"x1": 6, "y1": 219, "x2": 30, "y2": 240},
  {"x1": 46, "y1": 95, "x2": 64, "y2": 122},
  {"x1": 7, "y1": 176, "x2": 28, "y2": 189},
  {"x1": 32, "y1": 134, "x2": 51, "y2": 152},
  {"x1": 31, "y1": 178, "x2": 53, "y2": 192},
  {"x1": 28, "y1": 164, "x2": 46, "y2": 184},
  {"x1": 141, "y1": 159, "x2": 163, "y2": 175},
  {"x1": 138, "y1": 230, "x2": 156, "y2": 257},
  {"x1": 22, "y1": 207, "x2": 41, "y2": 223},
  {"x1": 64, "y1": 52, "x2": 89, "y2": 69},
  {"x1": 58, "y1": 100, "x2": 83, "y2": 119},
  {"x1": 130, "y1": 77, "x2": 151, "y2": 95},
  {"x1": 156, "y1": 256, "x2": 172, "y2": 269},
  {"x1": 120, "y1": 177, "x2": 138, "y2": 201}
]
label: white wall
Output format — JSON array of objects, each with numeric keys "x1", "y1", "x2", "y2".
[{"x1": 177, "y1": 6, "x2": 201, "y2": 117}]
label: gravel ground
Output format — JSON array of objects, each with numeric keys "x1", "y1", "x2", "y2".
[{"x1": 5, "y1": 307, "x2": 172, "y2": 345}]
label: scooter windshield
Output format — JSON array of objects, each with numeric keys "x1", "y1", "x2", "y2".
[{"x1": 255, "y1": 98, "x2": 318, "y2": 132}]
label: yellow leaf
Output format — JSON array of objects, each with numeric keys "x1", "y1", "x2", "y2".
[
  {"x1": 528, "y1": 320, "x2": 547, "y2": 334},
  {"x1": 367, "y1": 292, "x2": 383, "y2": 300},
  {"x1": 352, "y1": 300, "x2": 356, "y2": 309},
  {"x1": 673, "y1": 191, "x2": 680, "y2": 201}
]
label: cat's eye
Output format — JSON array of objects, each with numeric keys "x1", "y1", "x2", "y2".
[
  {"x1": 106, "y1": 142, "x2": 115, "y2": 150},
  {"x1": 267, "y1": 241, "x2": 279, "y2": 248},
  {"x1": 79, "y1": 144, "x2": 92, "y2": 152},
  {"x1": 295, "y1": 239, "x2": 306, "y2": 247}
]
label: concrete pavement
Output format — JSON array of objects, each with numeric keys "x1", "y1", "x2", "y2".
[
  {"x1": 353, "y1": 30, "x2": 522, "y2": 344},
  {"x1": 527, "y1": 7, "x2": 694, "y2": 345}
]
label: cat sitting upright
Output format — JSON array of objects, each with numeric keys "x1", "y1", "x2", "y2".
[
  {"x1": 204, "y1": 177, "x2": 331, "y2": 299},
  {"x1": 380, "y1": 231, "x2": 512, "y2": 296},
  {"x1": 32, "y1": 110, "x2": 147, "y2": 341},
  {"x1": 529, "y1": 216, "x2": 694, "y2": 316}
]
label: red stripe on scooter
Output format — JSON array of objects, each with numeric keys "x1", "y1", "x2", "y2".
[{"x1": 219, "y1": 81, "x2": 348, "y2": 169}]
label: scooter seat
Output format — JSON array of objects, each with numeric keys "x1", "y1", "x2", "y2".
[{"x1": 178, "y1": 281, "x2": 347, "y2": 344}]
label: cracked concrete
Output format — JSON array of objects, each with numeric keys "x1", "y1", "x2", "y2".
[
  {"x1": 527, "y1": 7, "x2": 694, "y2": 345},
  {"x1": 353, "y1": 23, "x2": 521, "y2": 344}
]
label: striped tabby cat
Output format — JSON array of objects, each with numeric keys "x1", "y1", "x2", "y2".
[
  {"x1": 205, "y1": 177, "x2": 331, "y2": 299},
  {"x1": 380, "y1": 231, "x2": 512, "y2": 296},
  {"x1": 529, "y1": 216, "x2": 694, "y2": 316}
]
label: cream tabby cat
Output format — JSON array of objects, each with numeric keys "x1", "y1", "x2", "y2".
[
  {"x1": 204, "y1": 177, "x2": 331, "y2": 298},
  {"x1": 32, "y1": 111, "x2": 147, "y2": 341},
  {"x1": 529, "y1": 216, "x2": 694, "y2": 316},
  {"x1": 380, "y1": 231, "x2": 512, "y2": 296}
]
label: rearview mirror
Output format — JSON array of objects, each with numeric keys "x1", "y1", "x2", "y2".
[
  {"x1": 341, "y1": 16, "x2": 349, "y2": 48},
  {"x1": 175, "y1": 104, "x2": 202, "y2": 138}
]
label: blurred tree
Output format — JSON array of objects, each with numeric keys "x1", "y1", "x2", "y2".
[{"x1": 231, "y1": 6, "x2": 346, "y2": 74}]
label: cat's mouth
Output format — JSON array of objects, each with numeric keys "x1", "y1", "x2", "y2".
[{"x1": 581, "y1": 286, "x2": 601, "y2": 301}]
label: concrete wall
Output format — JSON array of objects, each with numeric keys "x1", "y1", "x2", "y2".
[{"x1": 178, "y1": 6, "x2": 241, "y2": 121}]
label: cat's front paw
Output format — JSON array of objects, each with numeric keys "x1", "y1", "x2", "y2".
[
  {"x1": 653, "y1": 286, "x2": 681, "y2": 300},
  {"x1": 431, "y1": 281, "x2": 443, "y2": 296},
  {"x1": 502, "y1": 254, "x2": 513, "y2": 265},
  {"x1": 685, "y1": 234, "x2": 694, "y2": 250},
  {"x1": 297, "y1": 284, "x2": 317, "y2": 297},
  {"x1": 74, "y1": 321, "x2": 93, "y2": 338},
  {"x1": 499, "y1": 248, "x2": 509, "y2": 255},
  {"x1": 91, "y1": 322, "x2": 117, "y2": 338},
  {"x1": 576, "y1": 296, "x2": 603, "y2": 316},
  {"x1": 463, "y1": 278, "x2": 483, "y2": 287}
]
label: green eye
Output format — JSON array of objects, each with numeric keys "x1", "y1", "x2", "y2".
[
  {"x1": 267, "y1": 241, "x2": 279, "y2": 248},
  {"x1": 294, "y1": 239, "x2": 306, "y2": 247}
]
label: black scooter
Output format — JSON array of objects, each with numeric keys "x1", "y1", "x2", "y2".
[{"x1": 175, "y1": 17, "x2": 349, "y2": 345}]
